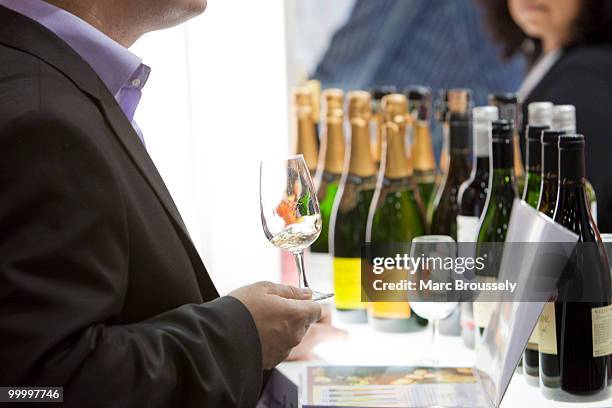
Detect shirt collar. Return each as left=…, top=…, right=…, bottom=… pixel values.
left=0, top=0, right=150, bottom=99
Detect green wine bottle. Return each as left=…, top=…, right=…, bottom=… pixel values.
left=474, top=120, right=518, bottom=337
left=331, top=91, right=377, bottom=323
left=312, top=89, right=345, bottom=254
left=431, top=112, right=472, bottom=239
left=537, top=130, right=565, bottom=217
left=367, top=93, right=427, bottom=332
left=522, top=124, right=549, bottom=208
left=405, top=86, right=437, bottom=207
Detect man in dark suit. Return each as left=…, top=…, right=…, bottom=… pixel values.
left=0, top=0, right=321, bottom=406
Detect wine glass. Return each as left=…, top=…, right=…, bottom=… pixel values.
left=259, top=154, right=334, bottom=301
left=409, top=235, right=459, bottom=365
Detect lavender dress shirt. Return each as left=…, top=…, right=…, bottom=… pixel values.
left=0, top=0, right=150, bottom=144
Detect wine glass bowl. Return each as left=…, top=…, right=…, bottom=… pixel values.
left=260, top=155, right=333, bottom=301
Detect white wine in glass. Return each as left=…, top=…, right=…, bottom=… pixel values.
left=260, top=154, right=334, bottom=301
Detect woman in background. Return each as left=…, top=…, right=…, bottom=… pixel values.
left=479, top=0, right=612, bottom=232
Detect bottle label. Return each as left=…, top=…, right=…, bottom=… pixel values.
left=537, top=302, right=557, bottom=355
left=591, top=304, right=612, bottom=357
left=368, top=302, right=411, bottom=319
left=333, top=257, right=365, bottom=310
left=457, top=216, right=480, bottom=243
left=526, top=328, right=539, bottom=351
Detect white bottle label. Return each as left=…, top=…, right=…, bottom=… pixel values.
left=537, top=302, right=557, bottom=355
left=457, top=215, right=480, bottom=243
left=591, top=304, right=612, bottom=357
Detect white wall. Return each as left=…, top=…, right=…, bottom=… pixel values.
left=132, top=0, right=289, bottom=295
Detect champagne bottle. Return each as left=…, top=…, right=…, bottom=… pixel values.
left=294, top=87, right=319, bottom=176
left=474, top=120, right=518, bottom=337
left=304, top=79, right=322, bottom=143
left=330, top=91, right=377, bottom=323
left=366, top=94, right=427, bottom=332
left=457, top=106, right=499, bottom=242
left=405, top=86, right=437, bottom=207
left=312, top=89, right=345, bottom=254
left=369, top=86, right=397, bottom=168
left=430, top=113, right=472, bottom=239
left=539, top=135, right=611, bottom=400
left=552, top=105, right=598, bottom=225
left=457, top=106, right=498, bottom=349
left=522, top=125, right=549, bottom=208
left=429, top=89, right=472, bottom=225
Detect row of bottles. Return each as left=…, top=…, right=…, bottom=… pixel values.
left=291, top=84, right=608, bottom=398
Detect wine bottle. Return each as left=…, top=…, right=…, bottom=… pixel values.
left=294, top=87, right=319, bottom=176
left=539, top=134, right=611, bottom=400
left=473, top=120, right=518, bottom=337
left=428, top=89, right=472, bottom=225
left=430, top=113, right=472, bottom=239
left=552, top=105, right=598, bottom=225
left=312, top=89, right=345, bottom=254
left=522, top=129, right=565, bottom=383
left=522, top=125, right=549, bottom=208
left=366, top=93, right=427, bottom=332
left=405, top=86, right=437, bottom=207
left=457, top=106, right=498, bottom=349
left=369, top=86, right=397, bottom=168
left=537, top=130, right=566, bottom=217
left=330, top=91, right=377, bottom=323
left=489, top=94, right=524, bottom=193
left=457, top=106, right=499, bottom=242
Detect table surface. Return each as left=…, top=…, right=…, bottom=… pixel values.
left=278, top=310, right=612, bottom=408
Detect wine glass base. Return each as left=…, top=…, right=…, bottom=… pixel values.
left=311, top=291, right=334, bottom=301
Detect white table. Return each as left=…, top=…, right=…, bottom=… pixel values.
left=277, top=312, right=612, bottom=407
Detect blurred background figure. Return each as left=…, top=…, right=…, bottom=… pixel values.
left=479, top=0, right=612, bottom=232
left=290, top=0, right=525, bottom=160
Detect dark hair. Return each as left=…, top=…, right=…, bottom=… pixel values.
left=477, top=0, right=612, bottom=62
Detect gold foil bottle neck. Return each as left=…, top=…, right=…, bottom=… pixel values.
left=382, top=94, right=409, bottom=124
left=412, top=121, right=436, bottom=172
left=322, top=89, right=346, bottom=175
left=293, top=86, right=318, bottom=174
left=348, top=91, right=372, bottom=120
left=383, top=122, right=411, bottom=179
left=304, top=79, right=322, bottom=123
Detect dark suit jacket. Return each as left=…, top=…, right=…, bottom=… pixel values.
left=0, top=6, right=262, bottom=407
left=522, top=44, right=612, bottom=233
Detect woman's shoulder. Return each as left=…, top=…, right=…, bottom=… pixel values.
left=558, top=44, right=612, bottom=72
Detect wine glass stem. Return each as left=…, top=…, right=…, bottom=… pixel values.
left=431, top=318, right=441, bottom=366
left=293, top=250, right=310, bottom=289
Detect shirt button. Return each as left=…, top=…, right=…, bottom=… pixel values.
left=132, top=78, right=141, bottom=87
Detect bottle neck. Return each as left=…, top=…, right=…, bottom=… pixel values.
left=559, top=147, right=585, bottom=186
left=384, top=122, right=411, bottom=179
left=541, top=144, right=558, bottom=178
left=349, top=118, right=377, bottom=178
left=526, top=139, right=542, bottom=173
left=491, top=140, right=514, bottom=169
left=473, top=128, right=490, bottom=159
left=322, top=118, right=345, bottom=175
left=296, top=114, right=319, bottom=173
left=411, top=121, right=436, bottom=172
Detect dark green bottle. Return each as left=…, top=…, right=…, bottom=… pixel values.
left=522, top=124, right=549, bottom=208
left=331, top=91, right=377, bottom=323
left=537, top=130, right=565, bottom=217
left=367, top=94, right=427, bottom=332
left=474, top=120, right=518, bottom=336
left=431, top=112, right=472, bottom=239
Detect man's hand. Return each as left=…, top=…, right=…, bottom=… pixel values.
left=229, top=282, right=322, bottom=369
left=287, top=305, right=348, bottom=361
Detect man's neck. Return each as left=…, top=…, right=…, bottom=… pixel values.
left=44, top=0, right=140, bottom=46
